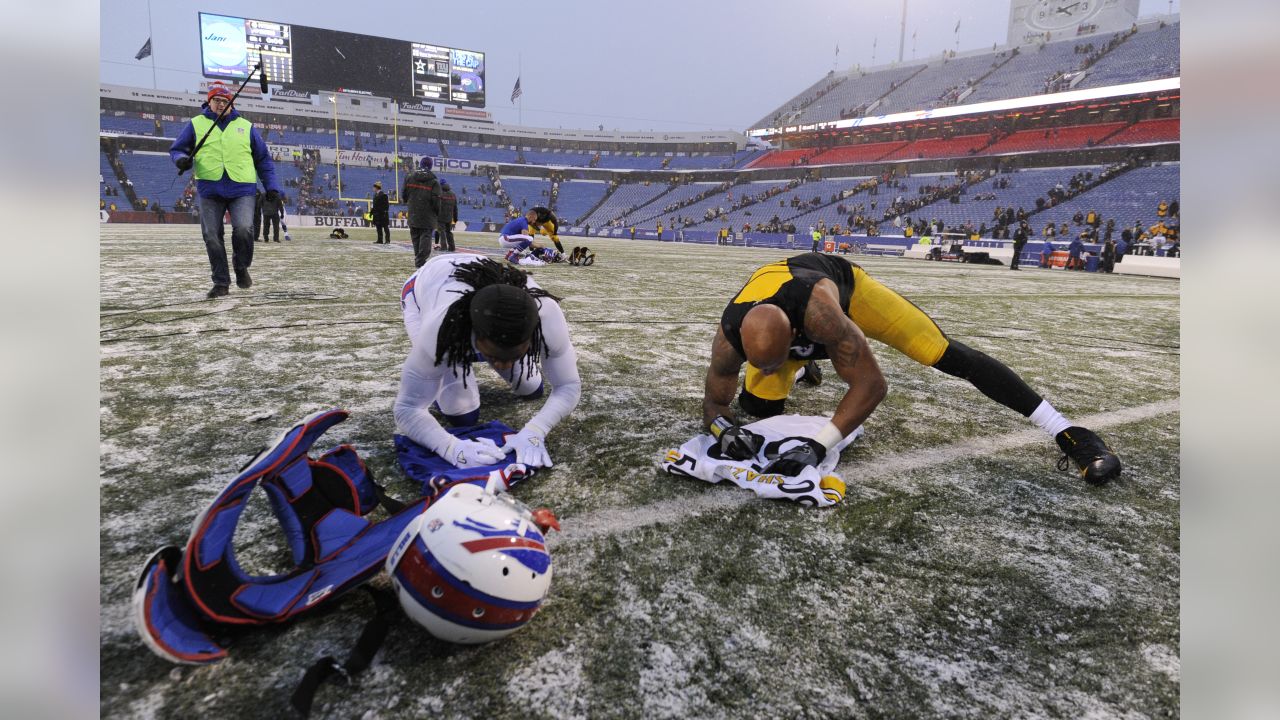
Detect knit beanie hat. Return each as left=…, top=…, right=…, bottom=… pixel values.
left=206, top=84, right=234, bottom=104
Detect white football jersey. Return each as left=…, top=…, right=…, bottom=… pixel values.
left=660, top=415, right=863, bottom=507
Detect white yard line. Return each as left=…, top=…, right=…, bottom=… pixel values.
left=550, top=398, right=1179, bottom=545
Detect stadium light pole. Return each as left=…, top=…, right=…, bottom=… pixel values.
left=392, top=101, right=401, bottom=203
left=898, top=0, right=908, bottom=63
left=329, top=94, right=342, bottom=206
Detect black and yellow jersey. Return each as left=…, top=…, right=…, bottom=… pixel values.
left=720, top=253, right=856, bottom=362
left=529, top=206, right=559, bottom=238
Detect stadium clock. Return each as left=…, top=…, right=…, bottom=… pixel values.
left=1008, top=0, right=1140, bottom=45
left=1024, top=0, right=1106, bottom=31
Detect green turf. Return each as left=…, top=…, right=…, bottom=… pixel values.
left=100, top=224, right=1179, bottom=718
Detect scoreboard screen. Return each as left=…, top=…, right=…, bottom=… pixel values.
left=198, top=12, right=485, bottom=108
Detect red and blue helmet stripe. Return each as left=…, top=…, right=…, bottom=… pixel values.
left=393, top=535, right=543, bottom=631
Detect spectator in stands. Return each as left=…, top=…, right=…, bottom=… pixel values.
left=170, top=83, right=281, bottom=298
left=1157, top=200, right=1168, bottom=218
left=1060, top=223, right=1070, bottom=238
left=370, top=181, right=391, bottom=245
left=702, top=254, right=1122, bottom=485
left=436, top=181, right=458, bottom=251
left=403, top=157, right=443, bottom=267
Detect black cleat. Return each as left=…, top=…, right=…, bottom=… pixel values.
left=235, top=268, right=252, bottom=289
left=799, top=360, right=823, bottom=387
left=206, top=284, right=229, bottom=299
left=1055, top=426, right=1121, bottom=485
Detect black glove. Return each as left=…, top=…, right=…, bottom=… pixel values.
left=763, top=439, right=826, bottom=476
left=174, top=155, right=193, bottom=172
left=265, top=189, right=280, bottom=203
left=710, top=416, right=763, bottom=461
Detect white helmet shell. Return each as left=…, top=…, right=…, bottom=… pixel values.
left=386, top=481, right=552, bottom=644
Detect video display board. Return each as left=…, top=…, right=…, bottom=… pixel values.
left=198, top=12, right=485, bottom=107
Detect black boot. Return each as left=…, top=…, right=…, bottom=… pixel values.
left=207, top=284, right=229, bottom=299
left=1055, top=426, right=1121, bottom=485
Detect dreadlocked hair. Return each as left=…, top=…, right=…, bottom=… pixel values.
left=435, top=258, right=562, bottom=386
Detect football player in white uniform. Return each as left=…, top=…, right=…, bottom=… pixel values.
left=396, top=255, right=581, bottom=469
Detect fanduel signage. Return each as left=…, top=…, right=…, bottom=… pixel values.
left=270, top=86, right=313, bottom=104
left=398, top=101, right=436, bottom=117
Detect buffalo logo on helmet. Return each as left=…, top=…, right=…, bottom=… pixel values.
left=386, top=482, right=556, bottom=644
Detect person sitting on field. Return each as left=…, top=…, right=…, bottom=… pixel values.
left=701, top=252, right=1122, bottom=485
left=396, top=254, right=581, bottom=469
left=329, top=228, right=349, bottom=239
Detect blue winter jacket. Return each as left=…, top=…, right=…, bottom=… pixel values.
left=169, top=105, right=281, bottom=200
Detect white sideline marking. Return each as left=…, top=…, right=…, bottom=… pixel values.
left=550, top=398, right=1179, bottom=545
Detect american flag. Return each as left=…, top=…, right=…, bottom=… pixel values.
left=510, top=76, right=522, bottom=103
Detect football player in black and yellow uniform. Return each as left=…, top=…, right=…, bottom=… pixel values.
left=702, top=253, right=1121, bottom=484
left=528, top=206, right=565, bottom=255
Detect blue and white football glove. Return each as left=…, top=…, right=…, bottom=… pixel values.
left=500, top=423, right=553, bottom=468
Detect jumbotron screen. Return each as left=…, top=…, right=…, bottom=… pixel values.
left=198, top=12, right=486, bottom=107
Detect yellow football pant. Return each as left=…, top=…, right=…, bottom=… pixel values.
left=744, top=265, right=950, bottom=401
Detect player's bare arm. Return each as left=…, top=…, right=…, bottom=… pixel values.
left=803, top=281, right=887, bottom=436
left=703, top=325, right=746, bottom=429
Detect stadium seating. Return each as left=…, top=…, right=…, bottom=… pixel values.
left=500, top=177, right=553, bottom=210
left=983, top=122, right=1126, bottom=154
left=553, top=180, right=611, bottom=225
left=671, top=180, right=800, bottom=230
left=746, top=148, right=820, bottom=169
left=875, top=53, right=1004, bottom=113
left=1098, top=118, right=1179, bottom=146
left=445, top=143, right=522, bottom=164
left=594, top=153, right=669, bottom=171
left=578, top=181, right=674, bottom=230
left=100, top=114, right=159, bottom=136
left=100, top=152, right=123, bottom=198
left=624, top=182, right=723, bottom=227
left=442, top=173, right=511, bottom=226
left=751, top=21, right=1179, bottom=130
left=704, top=177, right=873, bottom=232
left=874, top=166, right=1103, bottom=235
left=877, top=134, right=989, bottom=161
left=807, top=141, right=909, bottom=166
left=1076, top=23, right=1180, bottom=89
left=1031, top=163, right=1179, bottom=236
left=962, top=39, right=1088, bottom=104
